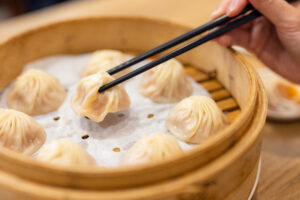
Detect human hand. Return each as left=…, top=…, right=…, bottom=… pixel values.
left=211, top=0, right=300, bottom=84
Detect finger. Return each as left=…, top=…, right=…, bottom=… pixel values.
left=227, top=0, right=249, bottom=17
left=240, top=21, right=254, bottom=30
left=227, top=19, right=273, bottom=53
left=248, top=18, right=273, bottom=54
left=215, top=35, right=234, bottom=46
left=250, top=0, right=299, bottom=29
left=215, top=28, right=251, bottom=47
left=210, top=0, right=231, bottom=19
left=259, top=38, right=300, bottom=84
left=229, top=29, right=251, bottom=48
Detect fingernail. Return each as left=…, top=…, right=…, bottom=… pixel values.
left=210, top=12, right=218, bottom=20
left=210, top=5, right=222, bottom=19
left=227, top=0, right=237, bottom=15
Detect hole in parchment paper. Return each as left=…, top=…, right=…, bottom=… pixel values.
left=81, top=134, right=89, bottom=140
left=147, top=113, right=154, bottom=118
left=53, top=116, right=60, bottom=121
left=113, top=147, right=121, bottom=152
left=118, top=113, right=125, bottom=118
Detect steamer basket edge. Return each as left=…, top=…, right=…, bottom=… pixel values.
left=0, top=16, right=265, bottom=189
left=0, top=79, right=267, bottom=200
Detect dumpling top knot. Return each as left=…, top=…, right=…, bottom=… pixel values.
left=36, top=139, right=96, bottom=167
left=139, top=59, right=192, bottom=103
left=122, top=132, right=183, bottom=166
left=7, top=69, right=66, bottom=116
left=81, top=50, right=128, bottom=78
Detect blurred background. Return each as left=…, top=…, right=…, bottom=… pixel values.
left=0, top=0, right=74, bottom=21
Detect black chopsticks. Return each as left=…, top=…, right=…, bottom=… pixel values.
left=99, top=0, right=298, bottom=93
left=107, top=4, right=254, bottom=76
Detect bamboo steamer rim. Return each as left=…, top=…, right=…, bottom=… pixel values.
left=0, top=79, right=267, bottom=200
left=0, top=16, right=258, bottom=175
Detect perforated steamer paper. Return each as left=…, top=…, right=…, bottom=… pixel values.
left=0, top=53, right=210, bottom=167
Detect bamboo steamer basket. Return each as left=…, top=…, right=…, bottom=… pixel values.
left=0, top=16, right=267, bottom=200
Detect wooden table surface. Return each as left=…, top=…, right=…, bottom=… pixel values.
left=0, top=0, right=299, bottom=199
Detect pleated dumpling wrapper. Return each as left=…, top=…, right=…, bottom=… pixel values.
left=122, top=132, right=183, bottom=166
left=0, top=109, right=46, bottom=155
left=166, top=96, right=229, bottom=144
left=7, top=69, right=66, bottom=116
left=139, top=59, right=192, bottom=103
left=36, top=139, right=96, bottom=167
left=81, top=50, right=128, bottom=78
left=71, top=71, right=131, bottom=122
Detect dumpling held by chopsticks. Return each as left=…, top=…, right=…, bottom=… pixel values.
left=71, top=71, right=131, bottom=122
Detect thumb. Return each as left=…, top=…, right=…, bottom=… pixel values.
left=250, top=0, right=299, bottom=28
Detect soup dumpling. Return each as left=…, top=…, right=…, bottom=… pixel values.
left=268, top=80, right=300, bottom=111
left=0, top=109, right=46, bottom=155
left=36, top=139, right=96, bottom=167
left=166, top=96, right=229, bottom=144
left=82, top=50, right=128, bottom=78
left=275, top=81, right=300, bottom=104
left=139, top=59, right=192, bottom=103
left=122, top=132, right=183, bottom=166
left=7, top=69, right=66, bottom=116
left=71, top=71, right=131, bottom=122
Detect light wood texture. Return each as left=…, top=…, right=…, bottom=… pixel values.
left=0, top=2, right=295, bottom=198
left=201, top=80, right=223, bottom=91
left=185, top=66, right=241, bottom=122
left=0, top=83, right=266, bottom=200
left=0, top=15, right=260, bottom=190
left=217, top=98, right=239, bottom=111
left=234, top=48, right=300, bottom=200
left=0, top=0, right=276, bottom=200
left=184, top=66, right=210, bottom=82
left=253, top=122, right=300, bottom=200
left=226, top=110, right=242, bottom=123
left=211, top=89, right=231, bottom=101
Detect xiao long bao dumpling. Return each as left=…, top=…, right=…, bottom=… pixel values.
left=166, top=96, right=229, bottom=144
left=139, top=59, right=192, bottom=103
left=81, top=50, right=127, bottom=78
left=71, top=71, right=131, bottom=122
left=268, top=80, right=300, bottom=110
left=36, top=139, right=96, bottom=167
left=7, top=69, right=66, bottom=116
left=122, top=132, right=183, bottom=166
left=0, top=109, right=46, bottom=155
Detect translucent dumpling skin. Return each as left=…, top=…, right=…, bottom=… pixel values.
left=81, top=50, right=128, bottom=78
left=166, top=96, right=229, bottom=144
left=139, top=59, right=192, bottom=103
left=36, top=139, right=96, bottom=167
left=71, top=71, right=131, bottom=122
left=7, top=69, right=66, bottom=116
left=122, top=132, right=183, bottom=166
left=276, top=81, right=300, bottom=104
left=268, top=81, right=300, bottom=111
left=0, top=109, right=46, bottom=155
